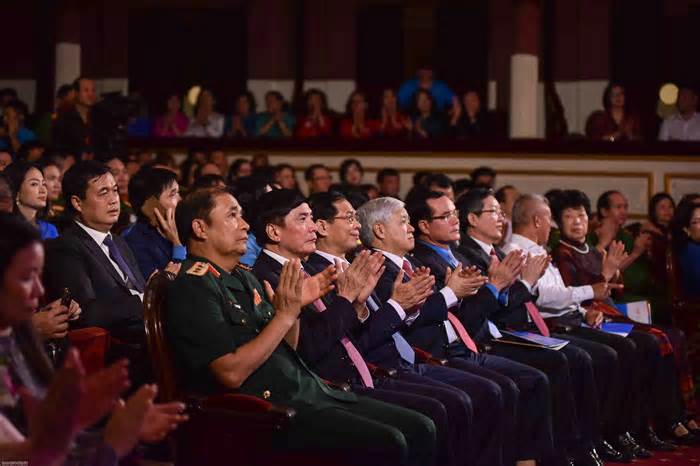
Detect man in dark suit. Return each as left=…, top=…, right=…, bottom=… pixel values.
left=456, top=187, right=614, bottom=466
left=44, top=161, right=146, bottom=345
left=406, top=189, right=554, bottom=465
left=167, top=187, right=437, bottom=466
left=354, top=194, right=518, bottom=466
left=252, top=190, right=475, bottom=466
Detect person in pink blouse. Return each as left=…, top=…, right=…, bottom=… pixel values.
left=153, top=94, right=189, bottom=137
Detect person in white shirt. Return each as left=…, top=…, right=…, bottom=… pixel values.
left=505, top=193, right=683, bottom=454
left=658, top=86, right=700, bottom=141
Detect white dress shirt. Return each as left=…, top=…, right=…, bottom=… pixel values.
left=658, top=112, right=700, bottom=141
left=75, top=221, right=143, bottom=301
left=263, top=249, right=372, bottom=321
left=185, top=112, right=225, bottom=138
left=505, top=234, right=593, bottom=318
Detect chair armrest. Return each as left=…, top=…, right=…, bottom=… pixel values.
left=368, top=363, right=397, bottom=379
left=412, top=347, right=448, bottom=366
left=68, top=327, right=109, bottom=374
left=323, top=379, right=352, bottom=392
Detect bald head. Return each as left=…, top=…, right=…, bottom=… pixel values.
left=511, top=194, right=552, bottom=245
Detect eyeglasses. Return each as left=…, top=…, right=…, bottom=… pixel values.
left=478, top=208, right=505, bottom=218
left=332, top=213, right=360, bottom=224
left=431, top=210, right=458, bottom=221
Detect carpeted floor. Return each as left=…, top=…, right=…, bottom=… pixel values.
left=628, top=445, right=700, bottom=465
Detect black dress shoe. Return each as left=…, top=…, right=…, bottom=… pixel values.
left=623, top=432, right=653, bottom=459
left=609, top=436, right=635, bottom=462
left=641, top=426, right=677, bottom=451
left=573, top=450, right=604, bottom=466
left=597, top=439, right=630, bottom=462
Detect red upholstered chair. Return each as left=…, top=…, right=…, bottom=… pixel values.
left=412, top=346, right=448, bottom=366
left=67, top=327, right=109, bottom=374
left=144, top=270, right=351, bottom=466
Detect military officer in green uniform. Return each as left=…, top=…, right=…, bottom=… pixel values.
left=166, top=187, right=437, bottom=466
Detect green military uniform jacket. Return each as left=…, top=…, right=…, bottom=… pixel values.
left=166, top=256, right=357, bottom=409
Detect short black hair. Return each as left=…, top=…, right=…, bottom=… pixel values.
left=339, top=159, right=363, bottom=184
left=471, top=166, right=496, bottom=187
left=552, top=189, right=591, bottom=227
left=453, top=178, right=473, bottom=198
left=61, top=161, right=110, bottom=218
left=227, top=158, right=251, bottom=183
left=0, top=212, right=41, bottom=281
left=413, top=171, right=432, bottom=186
left=253, top=189, right=307, bottom=247
left=175, top=186, right=230, bottom=246
left=0, top=173, right=11, bottom=205
left=456, top=187, right=494, bottom=231
left=406, top=189, right=445, bottom=236
left=308, top=191, right=347, bottom=223
left=377, top=168, right=399, bottom=184
left=191, top=174, right=226, bottom=192
left=305, top=164, right=328, bottom=182
left=274, top=163, right=295, bottom=176
left=425, top=173, right=452, bottom=190
left=264, top=90, right=285, bottom=103
left=56, top=84, right=73, bottom=99
left=596, top=190, right=621, bottom=217
left=494, top=185, right=516, bottom=204
left=128, top=167, right=179, bottom=220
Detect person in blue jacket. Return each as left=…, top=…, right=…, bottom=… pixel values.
left=122, top=166, right=186, bottom=278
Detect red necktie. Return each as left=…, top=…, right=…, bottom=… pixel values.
left=302, top=269, right=373, bottom=388
left=525, top=302, right=550, bottom=337
left=402, top=259, right=414, bottom=278
left=447, top=312, right=479, bottom=353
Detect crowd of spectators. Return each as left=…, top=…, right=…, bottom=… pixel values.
left=1, top=68, right=700, bottom=465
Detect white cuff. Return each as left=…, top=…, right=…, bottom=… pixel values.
left=440, top=287, right=458, bottom=309
left=387, top=299, right=406, bottom=320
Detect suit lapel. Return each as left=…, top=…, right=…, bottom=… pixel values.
left=68, top=224, right=129, bottom=288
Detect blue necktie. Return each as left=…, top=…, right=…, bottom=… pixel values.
left=367, top=295, right=415, bottom=364
left=103, top=235, right=144, bottom=292
left=392, top=332, right=416, bottom=364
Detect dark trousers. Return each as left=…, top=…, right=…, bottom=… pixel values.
left=399, top=363, right=505, bottom=466
left=448, top=348, right=555, bottom=463
left=488, top=342, right=582, bottom=455
left=282, top=394, right=437, bottom=466
left=357, top=378, right=459, bottom=466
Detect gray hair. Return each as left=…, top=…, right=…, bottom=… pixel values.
left=357, top=196, right=405, bottom=247
left=511, top=193, right=548, bottom=231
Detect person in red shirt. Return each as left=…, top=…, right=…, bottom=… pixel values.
left=378, top=88, right=412, bottom=138
left=296, top=88, right=333, bottom=140
left=340, top=91, right=379, bottom=140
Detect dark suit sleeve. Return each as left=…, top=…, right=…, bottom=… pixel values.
left=455, top=287, right=501, bottom=336
left=296, top=296, right=359, bottom=366
left=44, top=239, right=142, bottom=330
left=352, top=300, right=405, bottom=354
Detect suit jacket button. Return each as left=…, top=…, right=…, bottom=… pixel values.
left=241, top=318, right=247, bottom=325
left=263, top=390, right=271, bottom=399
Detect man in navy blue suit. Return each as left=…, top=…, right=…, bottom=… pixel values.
left=455, top=187, right=614, bottom=466
left=405, top=189, right=554, bottom=465
left=252, top=189, right=503, bottom=466
left=351, top=193, right=521, bottom=466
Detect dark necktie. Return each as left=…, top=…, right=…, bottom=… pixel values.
left=103, top=235, right=144, bottom=292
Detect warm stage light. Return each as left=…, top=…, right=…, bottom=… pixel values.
left=659, top=83, right=679, bottom=105
left=187, top=85, right=202, bottom=106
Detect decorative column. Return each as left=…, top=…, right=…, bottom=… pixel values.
left=55, top=8, right=81, bottom=96
left=509, top=0, right=540, bottom=138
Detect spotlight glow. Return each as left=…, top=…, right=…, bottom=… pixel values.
left=659, top=83, right=679, bottom=105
